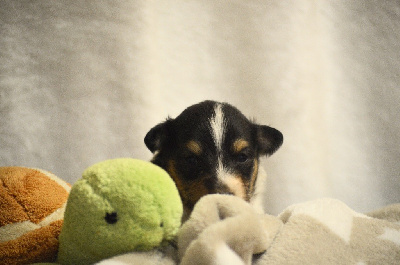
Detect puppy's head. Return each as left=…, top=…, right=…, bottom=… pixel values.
left=145, top=101, right=283, bottom=214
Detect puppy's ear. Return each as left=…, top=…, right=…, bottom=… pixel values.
left=144, top=119, right=172, bottom=153
left=256, top=125, right=283, bottom=156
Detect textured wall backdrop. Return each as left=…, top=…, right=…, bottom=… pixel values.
left=1, top=0, right=399, bottom=214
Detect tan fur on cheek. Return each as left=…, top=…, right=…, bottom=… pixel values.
left=167, top=160, right=186, bottom=199
left=185, top=179, right=209, bottom=209
left=167, top=160, right=209, bottom=210
left=248, top=159, right=259, bottom=201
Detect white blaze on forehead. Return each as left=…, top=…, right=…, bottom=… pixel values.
left=210, top=103, right=225, bottom=152
left=217, top=161, right=229, bottom=179
left=210, top=104, right=245, bottom=198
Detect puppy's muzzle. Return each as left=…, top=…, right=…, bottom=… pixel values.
left=214, top=182, right=235, bottom=196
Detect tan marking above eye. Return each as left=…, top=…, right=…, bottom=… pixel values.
left=233, top=139, right=249, bottom=154
left=186, top=141, right=202, bottom=155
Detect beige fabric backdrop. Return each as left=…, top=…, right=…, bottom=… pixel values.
left=1, top=0, right=399, bottom=214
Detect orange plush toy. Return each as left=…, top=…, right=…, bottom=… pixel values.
left=0, top=167, right=70, bottom=264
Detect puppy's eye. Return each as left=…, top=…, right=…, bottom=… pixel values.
left=236, top=153, right=249, bottom=163
left=185, top=155, right=199, bottom=165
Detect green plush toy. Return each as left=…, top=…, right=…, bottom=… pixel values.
left=57, top=158, right=183, bottom=265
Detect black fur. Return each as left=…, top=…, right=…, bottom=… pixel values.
left=144, top=100, right=283, bottom=213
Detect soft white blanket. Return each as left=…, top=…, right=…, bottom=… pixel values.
left=98, top=195, right=400, bottom=265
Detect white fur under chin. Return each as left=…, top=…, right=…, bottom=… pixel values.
left=249, top=167, right=267, bottom=214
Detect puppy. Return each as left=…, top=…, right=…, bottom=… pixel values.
left=145, top=100, right=283, bottom=219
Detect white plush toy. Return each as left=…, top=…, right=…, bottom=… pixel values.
left=99, top=195, right=400, bottom=265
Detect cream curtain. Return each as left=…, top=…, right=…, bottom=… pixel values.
left=1, top=0, right=399, bottom=214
